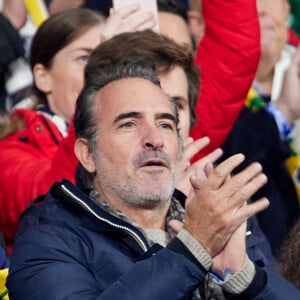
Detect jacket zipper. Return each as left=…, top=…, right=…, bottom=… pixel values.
left=60, top=184, right=148, bottom=252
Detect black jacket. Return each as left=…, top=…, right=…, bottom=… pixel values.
left=0, top=14, right=24, bottom=111
left=221, top=106, right=300, bottom=257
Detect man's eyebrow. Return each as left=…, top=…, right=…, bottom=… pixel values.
left=112, top=112, right=176, bottom=125
left=112, top=112, right=141, bottom=124
left=157, top=113, right=177, bottom=124
left=172, top=96, right=188, bottom=103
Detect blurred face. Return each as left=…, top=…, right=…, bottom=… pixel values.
left=159, top=66, right=190, bottom=139
left=44, top=24, right=104, bottom=122
left=158, top=12, right=192, bottom=47
left=91, top=78, right=181, bottom=209
left=256, top=0, right=289, bottom=60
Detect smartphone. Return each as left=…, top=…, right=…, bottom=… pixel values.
left=112, top=0, right=159, bottom=32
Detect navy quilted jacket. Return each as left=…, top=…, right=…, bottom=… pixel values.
left=7, top=180, right=300, bottom=299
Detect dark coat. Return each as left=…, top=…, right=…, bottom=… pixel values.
left=221, top=107, right=300, bottom=257
left=7, top=180, right=300, bottom=299
left=0, top=14, right=24, bottom=112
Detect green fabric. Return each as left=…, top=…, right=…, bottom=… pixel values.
left=290, top=0, right=300, bottom=36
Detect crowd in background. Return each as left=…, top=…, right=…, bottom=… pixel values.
left=0, top=0, right=299, bottom=299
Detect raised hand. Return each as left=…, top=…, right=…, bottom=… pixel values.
left=176, top=137, right=223, bottom=196
left=101, top=4, right=157, bottom=42
left=184, top=153, right=269, bottom=257
left=276, top=45, right=300, bottom=124
left=2, top=0, right=27, bottom=29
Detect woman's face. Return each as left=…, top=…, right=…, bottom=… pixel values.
left=40, top=24, right=104, bottom=122
left=256, top=0, right=289, bottom=61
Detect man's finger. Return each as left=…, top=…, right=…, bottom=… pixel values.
left=182, top=137, right=210, bottom=163
left=228, top=173, right=268, bottom=208
left=236, top=197, right=270, bottom=221
left=168, top=219, right=184, bottom=233
left=221, top=162, right=264, bottom=201
left=193, top=148, right=223, bottom=176
left=204, top=153, right=245, bottom=190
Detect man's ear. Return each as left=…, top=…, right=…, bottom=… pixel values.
left=285, top=0, right=291, bottom=19
left=33, top=63, right=52, bottom=93
left=74, top=138, right=96, bottom=173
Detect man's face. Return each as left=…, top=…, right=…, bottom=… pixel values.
left=158, top=12, right=192, bottom=47
left=256, top=0, right=289, bottom=61
left=91, top=78, right=181, bottom=209
left=159, top=66, right=191, bottom=139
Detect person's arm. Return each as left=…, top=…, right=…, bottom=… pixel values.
left=271, top=45, right=300, bottom=130
left=190, top=0, right=260, bottom=160
left=100, top=4, right=157, bottom=43
left=212, top=221, right=300, bottom=300
left=7, top=225, right=206, bottom=300
left=162, top=153, right=298, bottom=300
left=1, top=0, right=27, bottom=30
left=180, top=153, right=269, bottom=297
left=0, top=0, right=26, bottom=111
left=0, top=0, right=26, bottom=70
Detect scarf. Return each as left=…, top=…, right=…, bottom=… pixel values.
left=89, top=189, right=226, bottom=300
left=246, top=87, right=300, bottom=204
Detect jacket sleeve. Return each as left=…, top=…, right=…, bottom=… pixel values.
left=189, top=0, right=260, bottom=160
left=257, top=269, right=300, bottom=299
left=8, top=225, right=300, bottom=300
left=224, top=267, right=300, bottom=300
left=7, top=229, right=207, bottom=300
left=246, top=216, right=277, bottom=271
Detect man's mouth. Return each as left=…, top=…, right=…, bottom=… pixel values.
left=141, top=159, right=168, bottom=168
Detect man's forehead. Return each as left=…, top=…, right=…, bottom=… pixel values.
left=94, top=78, right=174, bottom=118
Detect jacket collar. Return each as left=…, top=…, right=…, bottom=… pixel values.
left=53, top=179, right=150, bottom=253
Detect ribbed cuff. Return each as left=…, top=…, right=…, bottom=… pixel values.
left=220, top=255, right=255, bottom=294
left=177, top=229, right=212, bottom=270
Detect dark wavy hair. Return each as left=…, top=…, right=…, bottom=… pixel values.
left=79, top=29, right=199, bottom=128
left=277, top=217, right=300, bottom=289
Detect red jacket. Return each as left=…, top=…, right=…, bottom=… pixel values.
left=190, top=0, right=260, bottom=160
left=288, top=28, right=300, bottom=47
left=0, top=109, right=77, bottom=251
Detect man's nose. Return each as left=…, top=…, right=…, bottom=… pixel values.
left=142, top=125, right=164, bottom=150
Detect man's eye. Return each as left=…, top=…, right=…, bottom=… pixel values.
left=160, top=123, right=174, bottom=130
left=175, top=102, right=184, bottom=110
left=121, top=121, right=135, bottom=128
